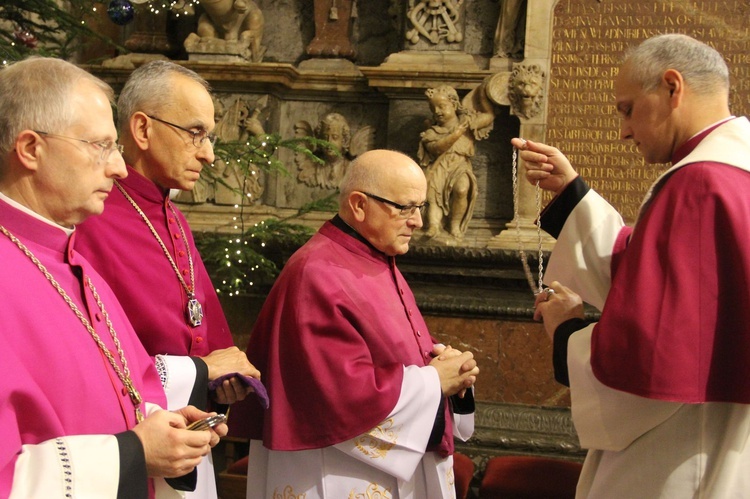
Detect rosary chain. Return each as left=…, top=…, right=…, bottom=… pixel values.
left=512, top=145, right=545, bottom=295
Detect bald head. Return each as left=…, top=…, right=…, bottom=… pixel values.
left=338, top=149, right=426, bottom=256
left=339, top=150, right=424, bottom=204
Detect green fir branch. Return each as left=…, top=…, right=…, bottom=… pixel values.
left=1, top=0, right=123, bottom=64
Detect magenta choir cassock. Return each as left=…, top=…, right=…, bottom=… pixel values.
left=76, top=165, right=236, bottom=499
left=0, top=195, right=168, bottom=498
left=233, top=218, right=474, bottom=498
left=77, top=165, right=235, bottom=360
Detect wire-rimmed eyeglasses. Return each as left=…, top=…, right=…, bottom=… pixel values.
left=361, top=191, right=429, bottom=218
left=34, top=131, right=124, bottom=163
left=147, top=115, right=217, bottom=148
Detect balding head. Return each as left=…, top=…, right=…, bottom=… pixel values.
left=338, top=149, right=427, bottom=256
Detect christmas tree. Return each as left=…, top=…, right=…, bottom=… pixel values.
left=0, top=0, right=122, bottom=65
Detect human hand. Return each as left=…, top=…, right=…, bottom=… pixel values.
left=432, top=344, right=462, bottom=359
left=131, top=408, right=213, bottom=478
left=432, top=345, right=476, bottom=398
left=201, top=347, right=261, bottom=404
left=510, top=138, right=578, bottom=195
left=533, top=281, right=585, bottom=340
left=176, top=405, right=228, bottom=444
left=429, top=350, right=479, bottom=397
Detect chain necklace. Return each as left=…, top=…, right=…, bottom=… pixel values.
left=115, top=181, right=203, bottom=327
left=511, top=141, right=545, bottom=296
left=0, top=225, right=145, bottom=423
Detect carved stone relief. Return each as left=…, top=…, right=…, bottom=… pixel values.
left=183, top=0, right=265, bottom=62
left=306, top=0, right=356, bottom=59
left=405, top=0, right=465, bottom=45
left=294, top=113, right=376, bottom=190
left=508, top=62, right=545, bottom=119
left=493, top=0, right=526, bottom=59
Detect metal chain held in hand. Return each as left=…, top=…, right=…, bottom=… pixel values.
left=511, top=143, right=545, bottom=296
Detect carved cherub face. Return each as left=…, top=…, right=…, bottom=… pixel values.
left=320, top=123, right=344, bottom=150
left=316, top=114, right=350, bottom=161
left=429, top=94, right=458, bottom=126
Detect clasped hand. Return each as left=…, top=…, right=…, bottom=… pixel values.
left=201, top=346, right=262, bottom=404
left=429, top=344, right=479, bottom=398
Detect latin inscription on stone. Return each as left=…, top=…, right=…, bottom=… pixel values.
left=548, top=0, right=750, bottom=222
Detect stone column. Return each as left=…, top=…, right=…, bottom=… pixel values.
left=489, top=0, right=557, bottom=251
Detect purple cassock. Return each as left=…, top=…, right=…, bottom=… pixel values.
left=76, top=165, right=234, bottom=358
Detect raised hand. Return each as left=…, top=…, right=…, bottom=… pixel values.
left=511, top=138, right=579, bottom=195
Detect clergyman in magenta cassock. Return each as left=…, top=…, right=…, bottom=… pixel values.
left=0, top=195, right=169, bottom=497
left=540, top=118, right=750, bottom=497
left=240, top=216, right=475, bottom=497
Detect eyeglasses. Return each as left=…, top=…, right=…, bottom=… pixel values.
left=147, top=115, right=217, bottom=148
left=35, top=131, right=124, bottom=163
left=361, top=191, right=429, bottom=218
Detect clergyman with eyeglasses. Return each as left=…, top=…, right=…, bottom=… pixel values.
left=75, top=60, right=261, bottom=499
left=0, top=56, right=229, bottom=498
left=236, top=149, right=479, bottom=497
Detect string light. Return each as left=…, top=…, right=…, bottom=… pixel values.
left=194, top=133, right=323, bottom=296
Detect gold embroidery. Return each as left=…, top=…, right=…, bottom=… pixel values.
left=354, top=418, right=399, bottom=459
left=348, top=483, right=393, bottom=499
left=272, top=485, right=306, bottom=499
left=447, top=466, right=456, bottom=498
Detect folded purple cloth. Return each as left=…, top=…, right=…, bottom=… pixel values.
left=208, top=373, right=269, bottom=409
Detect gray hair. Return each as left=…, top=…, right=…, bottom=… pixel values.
left=0, top=57, right=114, bottom=158
left=624, top=34, right=729, bottom=95
left=339, top=154, right=377, bottom=205
left=116, top=60, right=210, bottom=132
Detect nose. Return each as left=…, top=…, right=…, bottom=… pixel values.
left=105, top=149, right=128, bottom=179
left=620, top=122, right=632, bottom=141
left=198, top=140, right=215, bottom=164
left=408, top=209, right=424, bottom=229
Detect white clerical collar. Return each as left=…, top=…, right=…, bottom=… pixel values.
left=0, top=191, right=75, bottom=236
left=689, top=116, right=736, bottom=141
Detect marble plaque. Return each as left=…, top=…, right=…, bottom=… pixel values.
left=548, top=0, right=750, bottom=223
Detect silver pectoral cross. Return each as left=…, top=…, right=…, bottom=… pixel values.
left=187, top=294, right=203, bottom=327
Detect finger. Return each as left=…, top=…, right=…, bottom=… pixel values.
left=228, top=377, right=244, bottom=396
left=433, top=344, right=449, bottom=358
left=533, top=291, right=548, bottom=308
left=182, top=429, right=212, bottom=448
left=460, top=359, right=477, bottom=372
left=510, top=137, right=528, bottom=150
left=533, top=302, right=544, bottom=322
left=523, top=139, right=560, bottom=157
left=212, top=423, right=228, bottom=439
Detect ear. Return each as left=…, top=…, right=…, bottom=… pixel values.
left=130, top=112, right=151, bottom=151
left=663, top=69, right=684, bottom=107
left=13, top=130, right=44, bottom=171
left=347, top=191, right=368, bottom=223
